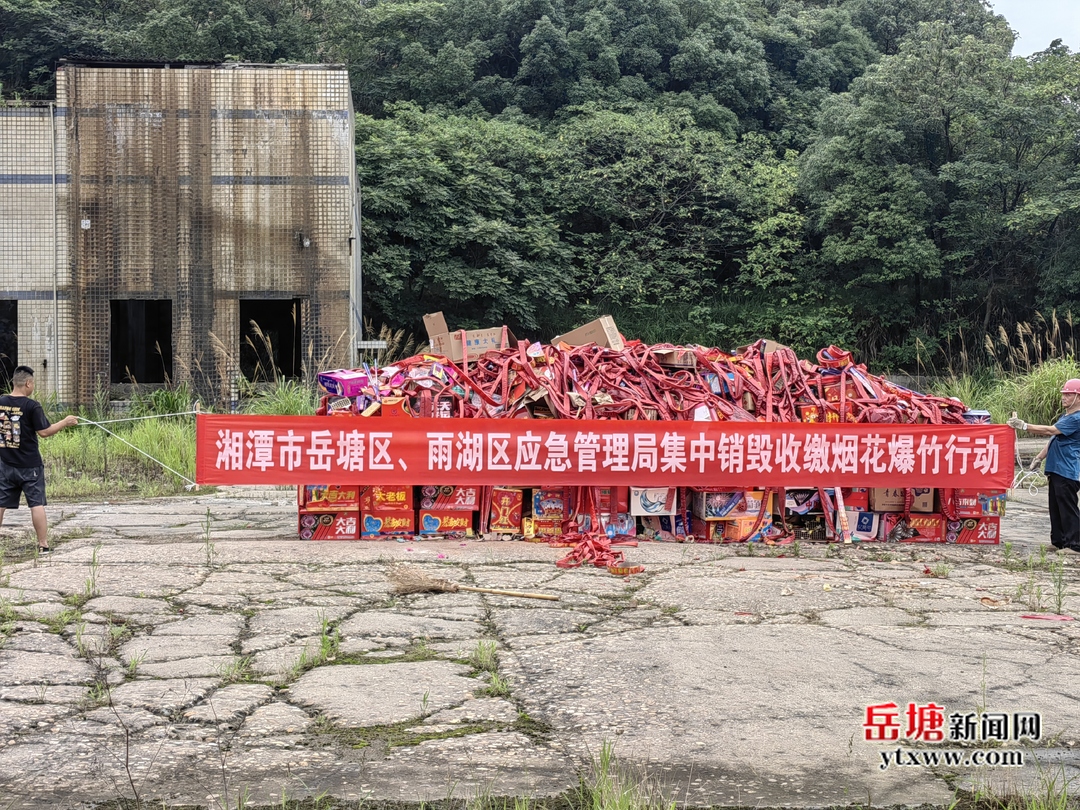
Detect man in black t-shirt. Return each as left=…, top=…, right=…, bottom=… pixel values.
left=0, top=366, right=78, bottom=553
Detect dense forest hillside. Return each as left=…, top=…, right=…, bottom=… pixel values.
left=3, top=0, right=1078, bottom=368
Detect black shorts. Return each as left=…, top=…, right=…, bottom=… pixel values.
left=0, top=463, right=47, bottom=508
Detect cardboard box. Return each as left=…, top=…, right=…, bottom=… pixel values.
left=299, top=484, right=363, bottom=512
left=378, top=397, right=412, bottom=418
left=597, top=486, right=630, bottom=514
left=317, top=368, right=370, bottom=397
left=630, top=487, right=677, bottom=516
left=423, top=311, right=515, bottom=364
left=722, top=515, right=774, bottom=543
left=950, top=489, right=1007, bottom=518
left=653, top=347, right=696, bottom=369
left=532, top=488, right=568, bottom=520
left=576, top=512, right=636, bottom=536
left=736, top=339, right=791, bottom=355
left=360, top=486, right=414, bottom=512
left=553, top=316, right=624, bottom=351
left=640, top=514, right=686, bottom=542
left=528, top=517, right=564, bottom=538
left=692, top=490, right=772, bottom=521
left=785, top=490, right=823, bottom=515
left=418, top=510, right=474, bottom=535
left=845, top=509, right=882, bottom=542
left=360, top=510, right=415, bottom=537
left=489, top=487, right=524, bottom=533
left=870, top=488, right=934, bottom=513
left=946, top=516, right=1000, bottom=545
left=419, top=485, right=479, bottom=511
left=690, top=516, right=724, bottom=543
left=881, top=513, right=945, bottom=543
left=842, top=487, right=869, bottom=511
left=299, top=510, right=360, bottom=540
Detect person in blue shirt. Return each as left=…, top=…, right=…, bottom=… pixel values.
left=1009, top=378, right=1080, bottom=553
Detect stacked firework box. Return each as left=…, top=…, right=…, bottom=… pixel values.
left=300, top=317, right=1001, bottom=544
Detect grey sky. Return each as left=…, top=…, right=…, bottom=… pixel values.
left=989, top=0, right=1080, bottom=55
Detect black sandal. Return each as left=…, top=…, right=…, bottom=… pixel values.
left=38, top=545, right=50, bottom=554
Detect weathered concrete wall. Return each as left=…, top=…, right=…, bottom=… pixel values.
left=0, top=102, right=74, bottom=402
left=0, top=63, right=356, bottom=405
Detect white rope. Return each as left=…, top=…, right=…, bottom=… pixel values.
left=85, top=410, right=198, bottom=425
left=75, top=417, right=199, bottom=490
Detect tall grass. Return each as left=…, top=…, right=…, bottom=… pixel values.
left=929, top=373, right=998, bottom=413
left=983, top=358, right=1080, bottom=426
left=576, top=741, right=674, bottom=810
left=927, top=311, right=1080, bottom=426
left=958, top=762, right=1076, bottom=810
left=46, top=409, right=197, bottom=500
left=42, top=370, right=322, bottom=499
left=361, top=319, right=421, bottom=366
left=927, top=360, right=1079, bottom=426
left=241, top=378, right=320, bottom=416
left=129, top=381, right=194, bottom=419
left=983, top=310, right=1079, bottom=375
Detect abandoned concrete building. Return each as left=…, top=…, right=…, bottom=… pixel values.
left=0, top=60, right=359, bottom=406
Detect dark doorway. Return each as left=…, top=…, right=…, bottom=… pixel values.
left=0, top=301, right=15, bottom=392
left=110, top=300, right=173, bottom=384
left=239, top=299, right=302, bottom=381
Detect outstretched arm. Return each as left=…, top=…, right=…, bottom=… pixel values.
left=1008, top=412, right=1062, bottom=438
left=38, top=414, right=78, bottom=438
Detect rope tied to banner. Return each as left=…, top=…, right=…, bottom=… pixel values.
left=74, top=412, right=199, bottom=490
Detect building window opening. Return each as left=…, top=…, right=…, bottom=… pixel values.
left=239, top=299, right=302, bottom=382
left=110, top=300, right=173, bottom=384
left=0, top=301, right=16, bottom=392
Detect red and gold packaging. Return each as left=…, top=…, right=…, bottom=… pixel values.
left=947, top=516, right=1000, bottom=545
left=299, top=510, right=360, bottom=540
left=489, top=487, right=524, bottom=533
left=298, top=484, right=362, bottom=512
left=881, top=512, right=945, bottom=543
left=418, top=510, right=474, bottom=535
left=530, top=518, right=564, bottom=537
left=419, top=485, right=480, bottom=511
left=360, top=510, right=415, bottom=538
left=360, top=486, right=415, bottom=512
left=950, top=489, right=1007, bottom=518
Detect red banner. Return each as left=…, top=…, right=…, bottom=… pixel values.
left=196, top=415, right=1014, bottom=489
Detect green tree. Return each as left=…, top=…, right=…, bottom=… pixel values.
left=552, top=106, right=745, bottom=315
left=357, top=104, right=573, bottom=333
left=515, top=15, right=575, bottom=115
left=801, top=16, right=1080, bottom=366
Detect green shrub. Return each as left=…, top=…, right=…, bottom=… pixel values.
left=242, top=378, right=319, bottom=416
left=45, top=413, right=196, bottom=499
left=929, top=373, right=997, bottom=413
left=984, top=357, right=1080, bottom=426
left=130, top=382, right=194, bottom=419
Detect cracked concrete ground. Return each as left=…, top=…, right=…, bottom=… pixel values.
left=0, top=485, right=1077, bottom=809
